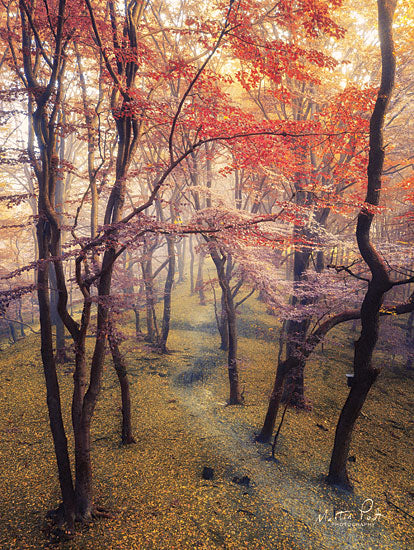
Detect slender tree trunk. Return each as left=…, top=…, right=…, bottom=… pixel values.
left=159, top=236, right=176, bottom=353
left=17, top=298, right=25, bottom=338
left=328, top=0, right=397, bottom=490
left=219, top=294, right=229, bottom=351
left=210, top=248, right=242, bottom=404
left=133, top=305, right=142, bottom=337
left=49, top=264, right=68, bottom=363
left=176, top=239, right=186, bottom=283
left=8, top=321, right=17, bottom=343
left=37, top=222, right=75, bottom=528
left=258, top=360, right=291, bottom=442
left=141, top=258, right=156, bottom=343
left=73, top=249, right=115, bottom=517
left=72, top=343, right=89, bottom=517
left=108, top=320, right=135, bottom=445
left=258, top=310, right=362, bottom=443
left=189, top=235, right=195, bottom=295
left=196, top=250, right=206, bottom=306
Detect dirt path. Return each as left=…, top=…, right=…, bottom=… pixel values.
left=172, top=380, right=406, bottom=550
left=165, top=296, right=410, bottom=550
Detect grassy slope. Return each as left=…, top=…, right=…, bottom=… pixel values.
left=0, top=279, right=413, bottom=549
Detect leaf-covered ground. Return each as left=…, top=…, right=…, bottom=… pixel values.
left=0, top=284, right=413, bottom=549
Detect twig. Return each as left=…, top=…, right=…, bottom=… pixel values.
left=327, top=262, right=370, bottom=282
left=271, top=395, right=291, bottom=458
left=0, top=316, right=40, bottom=334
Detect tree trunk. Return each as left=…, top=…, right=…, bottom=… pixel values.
left=328, top=0, right=396, bottom=490
left=257, top=360, right=291, bottom=442
left=189, top=235, right=195, bottom=295
left=176, top=239, right=186, bottom=283
left=8, top=321, right=17, bottom=343
left=218, top=294, right=229, bottom=351
left=37, top=222, right=75, bottom=528
left=258, top=310, right=362, bottom=444
left=196, top=250, right=206, bottom=306
left=159, top=236, right=176, bottom=353
left=141, top=257, right=157, bottom=344
left=133, top=305, right=142, bottom=337
left=73, top=247, right=115, bottom=518
left=49, top=245, right=68, bottom=364
left=210, top=247, right=242, bottom=404
left=108, top=324, right=135, bottom=445
left=281, top=320, right=311, bottom=408
left=327, top=366, right=379, bottom=489
left=17, top=298, right=25, bottom=338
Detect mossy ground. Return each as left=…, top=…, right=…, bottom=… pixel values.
left=0, top=279, right=413, bottom=549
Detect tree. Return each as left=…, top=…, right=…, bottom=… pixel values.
left=327, top=0, right=400, bottom=490
left=3, top=0, right=255, bottom=532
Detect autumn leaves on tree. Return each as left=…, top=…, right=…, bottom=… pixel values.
left=0, top=0, right=413, bottom=540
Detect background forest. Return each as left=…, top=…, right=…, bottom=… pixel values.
left=0, top=0, right=413, bottom=548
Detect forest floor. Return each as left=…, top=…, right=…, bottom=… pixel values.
left=0, top=282, right=413, bottom=549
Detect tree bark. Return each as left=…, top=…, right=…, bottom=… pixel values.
left=196, top=249, right=206, bottom=306
left=328, top=0, right=397, bottom=490
left=37, top=221, right=75, bottom=528
left=189, top=235, right=195, bottom=294
left=210, top=247, right=243, bottom=404
left=258, top=310, right=361, bottom=443
left=176, top=239, right=186, bottom=283
left=141, top=253, right=157, bottom=344
left=218, top=293, right=229, bottom=351
left=49, top=264, right=68, bottom=363
left=159, top=236, right=176, bottom=353
left=108, top=320, right=136, bottom=445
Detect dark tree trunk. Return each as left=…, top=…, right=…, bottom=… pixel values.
left=227, top=302, right=240, bottom=404
left=196, top=250, right=206, bottom=306
left=316, top=250, right=324, bottom=272
left=17, top=298, right=25, bottom=338
left=8, top=321, right=17, bottom=343
left=281, top=251, right=313, bottom=409
left=281, top=186, right=331, bottom=405
left=281, top=349, right=309, bottom=409
left=218, top=294, right=229, bottom=351
left=210, top=247, right=242, bottom=405
left=133, top=305, right=142, bottom=337
left=328, top=0, right=396, bottom=490
left=49, top=251, right=68, bottom=363
left=159, top=236, right=176, bottom=353
left=327, top=365, right=379, bottom=489
left=141, top=256, right=158, bottom=344
left=72, top=341, right=89, bottom=518
left=37, top=222, right=75, bottom=528
left=257, top=359, right=292, bottom=443
left=72, top=244, right=117, bottom=518
left=189, top=235, right=195, bottom=295
left=258, top=310, right=362, bottom=443
left=220, top=255, right=235, bottom=351
left=108, top=323, right=135, bottom=445
left=205, top=142, right=212, bottom=208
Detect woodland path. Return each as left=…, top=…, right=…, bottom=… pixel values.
left=172, top=381, right=403, bottom=550
left=166, top=297, right=408, bottom=550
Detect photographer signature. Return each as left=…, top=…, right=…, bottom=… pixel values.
left=315, top=498, right=384, bottom=525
